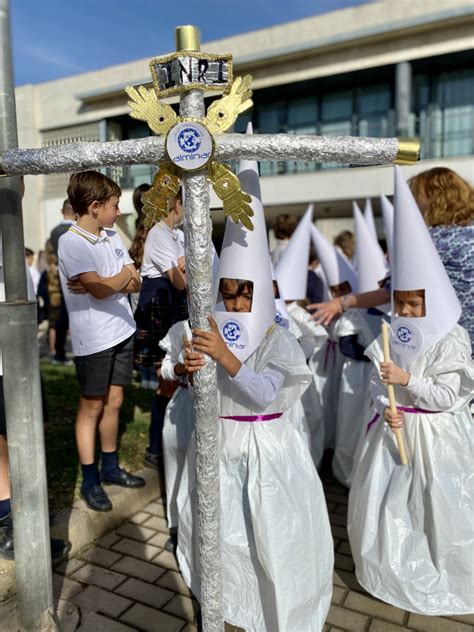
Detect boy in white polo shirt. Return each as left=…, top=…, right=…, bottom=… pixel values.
left=58, top=171, right=144, bottom=512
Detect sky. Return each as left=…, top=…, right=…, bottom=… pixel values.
left=11, top=0, right=370, bottom=86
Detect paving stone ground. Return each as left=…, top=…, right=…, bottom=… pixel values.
left=5, top=473, right=474, bottom=631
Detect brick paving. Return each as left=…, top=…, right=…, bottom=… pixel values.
left=50, top=476, right=474, bottom=632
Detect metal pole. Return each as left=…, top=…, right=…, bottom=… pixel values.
left=177, top=28, right=224, bottom=632
left=0, top=1, right=57, bottom=629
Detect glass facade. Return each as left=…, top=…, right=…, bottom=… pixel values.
left=106, top=54, right=473, bottom=184
left=414, top=68, right=474, bottom=160
left=255, top=83, right=393, bottom=175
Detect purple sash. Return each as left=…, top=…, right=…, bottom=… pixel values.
left=220, top=413, right=283, bottom=423
left=367, top=405, right=441, bottom=433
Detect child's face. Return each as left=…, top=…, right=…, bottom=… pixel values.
left=221, top=279, right=253, bottom=313
left=173, top=199, right=184, bottom=226
left=394, top=291, right=425, bottom=318
left=98, top=196, right=121, bottom=228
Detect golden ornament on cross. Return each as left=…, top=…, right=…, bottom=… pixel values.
left=125, top=52, right=255, bottom=230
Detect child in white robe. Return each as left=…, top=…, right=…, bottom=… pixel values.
left=177, top=139, right=333, bottom=631
left=348, top=166, right=474, bottom=615
left=274, top=207, right=328, bottom=467
left=159, top=320, right=194, bottom=531
left=178, top=280, right=333, bottom=632
left=332, top=307, right=385, bottom=486
left=309, top=225, right=359, bottom=450
left=349, top=299, right=473, bottom=614
left=332, top=203, right=389, bottom=486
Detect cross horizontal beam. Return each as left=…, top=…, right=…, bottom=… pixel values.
left=0, top=134, right=417, bottom=176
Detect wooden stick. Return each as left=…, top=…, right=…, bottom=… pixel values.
left=381, top=322, right=409, bottom=465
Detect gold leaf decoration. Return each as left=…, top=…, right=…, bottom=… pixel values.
left=142, top=163, right=181, bottom=228
left=125, top=85, right=178, bottom=136
left=205, top=75, right=253, bottom=135
left=209, top=161, right=254, bottom=230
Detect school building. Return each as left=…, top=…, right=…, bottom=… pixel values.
left=14, top=0, right=474, bottom=251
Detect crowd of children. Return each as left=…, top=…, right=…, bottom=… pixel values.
left=0, top=157, right=472, bottom=631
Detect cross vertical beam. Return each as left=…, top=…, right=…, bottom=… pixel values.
left=0, top=1, right=57, bottom=630
left=178, top=29, right=224, bottom=632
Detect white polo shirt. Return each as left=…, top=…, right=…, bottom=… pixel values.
left=58, top=225, right=136, bottom=357
left=140, top=222, right=185, bottom=279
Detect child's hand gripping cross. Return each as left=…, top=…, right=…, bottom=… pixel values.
left=185, top=316, right=241, bottom=378
left=380, top=361, right=410, bottom=431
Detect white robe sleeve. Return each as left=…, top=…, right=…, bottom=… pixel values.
left=369, top=363, right=390, bottom=415
left=161, top=353, right=181, bottom=381
left=297, top=332, right=315, bottom=361
left=230, top=363, right=285, bottom=409
left=404, top=372, right=461, bottom=411
left=159, top=322, right=184, bottom=381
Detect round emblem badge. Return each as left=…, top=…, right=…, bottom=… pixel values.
left=391, top=319, right=423, bottom=358
left=396, top=325, right=412, bottom=343
left=177, top=127, right=201, bottom=153
left=222, top=320, right=241, bottom=343
left=166, top=121, right=213, bottom=171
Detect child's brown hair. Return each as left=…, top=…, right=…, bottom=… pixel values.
left=393, top=289, right=426, bottom=316
left=67, top=170, right=121, bottom=217
left=129, top=186, right=183, bottom=270
left=273, top=214, right=298, bottom=240
left=393, top=289, right=424, bottom=300
left=219, top=278, right=254, bottom=296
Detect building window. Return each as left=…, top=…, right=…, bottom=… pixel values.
left=42, top=123, right=101, bottom=199
left=356, top=84, right=392, bottom=138
left=414, top=68, right=474, bottom=159
left=254, top=81, right=393, bottom=176
left=286, top=97, right=318, bottom=173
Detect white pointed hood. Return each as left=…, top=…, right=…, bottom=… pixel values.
left=390, top=166, right=461, bottom=364
left=270, top=261, right=292, bottom=330
left=380, top=195, right=394, bottom=261
left=213, top=124, right=275, bottom=362
left=353, top=202, right=387, bottom=293
left=363, top=198, right=378, bottom=243
left=274, top=205, right=312, bottom=302
left=310, top=224, right=358, bottom=297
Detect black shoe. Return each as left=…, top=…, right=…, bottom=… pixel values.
left=0, top=530, right=15, bottom=560
left=0, top=513, right=70, bottom=563
left=101, top=468, right=146, bottom=488
left=80, top=484, right=113, bottom=512
left=51, top=538, right=71, bottom=563
left=0, top=512, right=12, bottom=531
left=144, top=450, right=163, bottom=470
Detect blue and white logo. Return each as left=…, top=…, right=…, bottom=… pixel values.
left=396, top=325, right=412, bottom=343
left=166, top=121, right=213, bottom=171
left=392, top=319, right=423, bottom=358
left=177, top=127, right=201, bottom=153
left=222, top=320, right=241, bottom=343
left=115, top=248, right=124, bottom=258
left=274, top=311, right=289, bottom=329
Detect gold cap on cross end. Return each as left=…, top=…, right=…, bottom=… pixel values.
left=394, top=138, right=420, bottom=165
left=176, top=26, right=201, bottom=52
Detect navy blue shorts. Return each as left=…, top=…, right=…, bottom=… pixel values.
left=75, top=335, right=134, bottom=397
